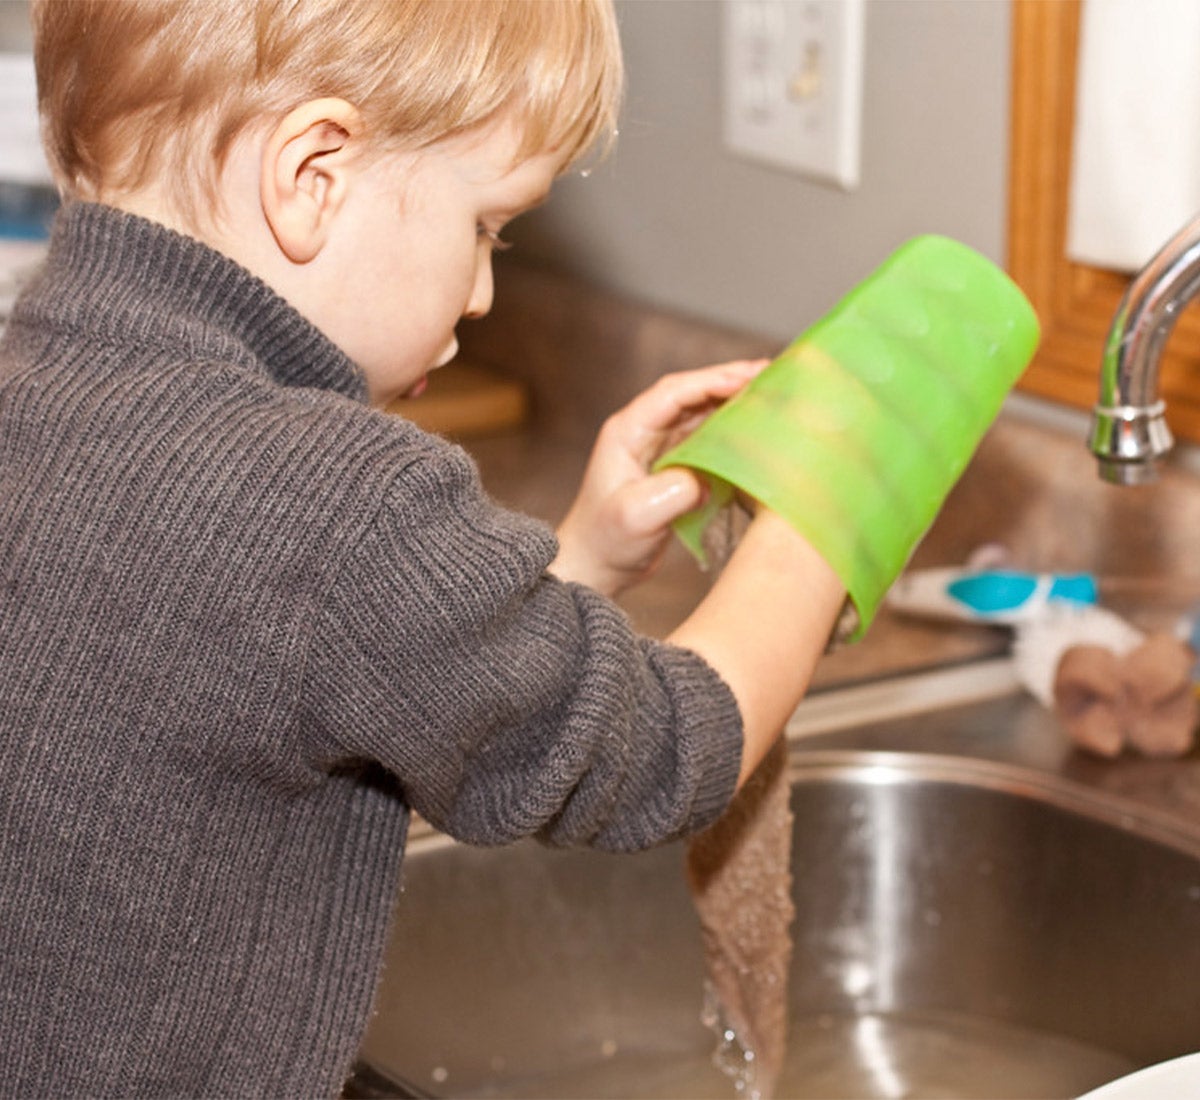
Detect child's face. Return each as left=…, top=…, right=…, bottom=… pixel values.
left=311, top=119, right=560, bottom=406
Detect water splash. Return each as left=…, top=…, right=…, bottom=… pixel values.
left=701, top=982, right=763, bottom=1100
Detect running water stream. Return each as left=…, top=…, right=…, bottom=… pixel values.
left=687, top=736, right=794, bottom=1099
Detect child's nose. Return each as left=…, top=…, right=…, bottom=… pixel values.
left=463, top=255, right=494, bottom=320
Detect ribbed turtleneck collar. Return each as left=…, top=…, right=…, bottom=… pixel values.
left=16, top=201, right=369, bottom=404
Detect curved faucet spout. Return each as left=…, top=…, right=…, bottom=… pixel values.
left=1090, top=210, right=1200, bottom=485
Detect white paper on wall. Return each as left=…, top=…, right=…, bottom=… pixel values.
left=1066, top=0, right=1200, bottom=274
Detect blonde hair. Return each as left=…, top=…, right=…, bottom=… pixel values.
left=32, top=0, right=623, bottom=221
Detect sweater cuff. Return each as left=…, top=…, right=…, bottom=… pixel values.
left=653, top=641, right=745, bottom=832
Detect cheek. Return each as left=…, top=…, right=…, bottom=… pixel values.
left=351, top=221, right=480, bottom=371
left=431, top=237, right=487, bottom=318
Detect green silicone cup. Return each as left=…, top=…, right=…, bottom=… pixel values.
left=654, top=235, right=1040, bottom=641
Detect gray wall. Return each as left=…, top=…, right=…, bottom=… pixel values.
left=2, top=0, right=1012, bottom=346
left=0, top=1, right=31, bottom=51
left=510, top=0, right=1012, bottom=345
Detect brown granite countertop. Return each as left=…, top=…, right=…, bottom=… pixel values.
left=403, top=258, right=1200, bottom=836
left=452, top=414, right=1200, bottom=836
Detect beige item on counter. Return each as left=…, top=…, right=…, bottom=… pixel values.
left=1122, top=634, right=1198, bottom=756
left=1012, top=605, right=1145, bottom=710
left=1053, top=644, right=1126, bottom=757
left=1052, top=633, right=1197, bottom=758
left=384, top=361, right=528, bottom=437
left=686, top=736, right=793, bottom=1100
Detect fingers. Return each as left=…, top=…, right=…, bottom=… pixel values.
left=649, top=359, right=769, bottom=421
left=560, top=361, right=767, bottom=595
left=615, top=467, right=706, bottom=536
left=610, top=359, right=770, bottom=465
left=552, top=468, right=707, bottom=596
left=624, top=359, right=769, bottom=430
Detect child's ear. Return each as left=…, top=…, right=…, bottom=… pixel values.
left=261, top=97, right=364, bottom=263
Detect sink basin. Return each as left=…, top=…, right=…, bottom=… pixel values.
left=350, top=746, right=1200, bottom=1100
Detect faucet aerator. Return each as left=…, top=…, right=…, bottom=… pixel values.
left=1095, top=456, right=1161, bottom=487
left=1091, top=211, right=1200, bottom=482
left=1088, top=401, right=1174, bottom=485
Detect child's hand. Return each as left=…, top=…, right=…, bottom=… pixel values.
left=551, top=359, right=769, bottom=597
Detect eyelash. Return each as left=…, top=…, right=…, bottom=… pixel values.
left=478, top=225, right=513, bottom=252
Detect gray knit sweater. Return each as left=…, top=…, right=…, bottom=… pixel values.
left=0, top=203, right=742, bottom=1098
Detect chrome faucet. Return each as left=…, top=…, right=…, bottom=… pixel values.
left=1089, top=211, right=1200, bottom=485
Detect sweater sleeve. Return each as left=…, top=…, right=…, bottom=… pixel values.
left=302, top=443, right=743, bottom=852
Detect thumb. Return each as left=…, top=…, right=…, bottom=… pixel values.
left=619, top=468, right=707, bottom=535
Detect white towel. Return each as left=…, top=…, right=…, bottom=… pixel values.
left=1066, top=0, right=1200, bottom=274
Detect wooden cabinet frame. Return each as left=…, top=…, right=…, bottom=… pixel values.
left=1008, top=0, right=1200, bottom=440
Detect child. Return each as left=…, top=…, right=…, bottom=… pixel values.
left=0, top=1, right=845, bottom=1096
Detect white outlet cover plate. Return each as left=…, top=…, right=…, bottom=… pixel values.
left=722, top=0, right=865, bottom=189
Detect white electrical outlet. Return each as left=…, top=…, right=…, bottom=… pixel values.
left=722, top=0, right=865, bottom=189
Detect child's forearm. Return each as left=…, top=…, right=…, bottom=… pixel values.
left=667, top=509, right=844, bottom=789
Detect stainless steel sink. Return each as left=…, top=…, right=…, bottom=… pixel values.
left=351, top=736, right=1200, bottom=1099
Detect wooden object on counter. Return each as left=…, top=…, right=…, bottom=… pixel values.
left=384, top=360, right=529, bottom=437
